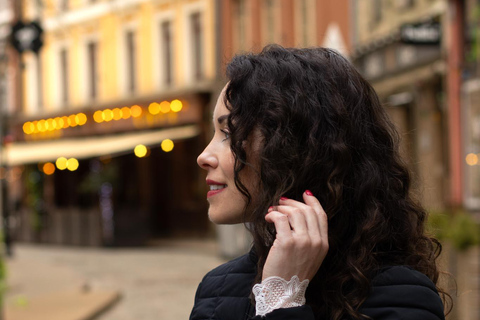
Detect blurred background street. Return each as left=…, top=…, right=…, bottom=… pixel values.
left=5, top=241, right=224, bottom=320
left=0, top=0, right=477, bottom=319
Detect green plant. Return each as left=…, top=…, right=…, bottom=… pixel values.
left=427, top=210, right=480, bottom=251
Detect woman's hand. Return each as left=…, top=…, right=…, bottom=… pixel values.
left=263, top=190, right=329, bottom=282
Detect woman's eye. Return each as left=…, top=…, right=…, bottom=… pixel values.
left=220, top=129, right=230, bottom=141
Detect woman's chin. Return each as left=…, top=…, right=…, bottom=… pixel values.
left=208, top=211, right=243, bottom=225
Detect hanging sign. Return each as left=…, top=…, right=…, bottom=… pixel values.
left=400, top=22, right=441, bottom=45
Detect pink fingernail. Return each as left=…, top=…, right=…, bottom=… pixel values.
left=305, top=190, right=313, bottom=196
left=268, top=206, right=274, bottom=212
left=280, top=197, right=288, bottom=200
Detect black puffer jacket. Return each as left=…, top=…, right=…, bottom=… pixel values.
left=189, top=249, right=445, bottom=320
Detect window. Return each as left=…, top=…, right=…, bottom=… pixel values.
left=60, top=0, right=69, bottom=11
left=60, top=48, right=69, bottom=104
left=234, top=0, right=246, bottom=50
left=266, top=0, right=275, bottom=43
left=372, top=0, right=382, bottom=25
left=395, top=0, right=415, bottom=9
left=87, top=41, right=98, bottom=100
left=190, top=12, right=203, bottom=81
left=301, top=0, right=308, bottom=46
left=161, top=21, right=173, bottom=86
left=126, top=30, right=136, bottom=94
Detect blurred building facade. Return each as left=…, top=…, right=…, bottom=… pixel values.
left=352, top=0, right=449, bottom=211
left=7, top=0, right=220, bottom=246
left=463, top=0, right=480, bottom=211
left=353, top=1, right=479, bottom=319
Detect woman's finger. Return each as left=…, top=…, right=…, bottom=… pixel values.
left=273, top=205, right=311, bottom=235
left=278, top=196, right=323, bottom=236
left=265, top=211, right=293, bottom=239
left=302, top=190, right=328, bottom=244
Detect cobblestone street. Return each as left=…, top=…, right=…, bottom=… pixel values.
left=5, top=240, right=226, bottom=320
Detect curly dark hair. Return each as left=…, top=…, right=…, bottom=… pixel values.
left=224, top=45, right=449, bottom=319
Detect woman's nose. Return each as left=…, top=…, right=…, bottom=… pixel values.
left=197, top=145, right=218, bottom=170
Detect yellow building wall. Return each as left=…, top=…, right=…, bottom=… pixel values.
left=22, top=0, right=216, bottom=116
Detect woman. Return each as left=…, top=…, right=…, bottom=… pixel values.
left=191, top=45, right=448, bottom=320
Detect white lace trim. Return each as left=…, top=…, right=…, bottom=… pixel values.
left=252, top=275, right=309, bottom=317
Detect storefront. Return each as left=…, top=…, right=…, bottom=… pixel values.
left=5, top=91, right=212, bottom=246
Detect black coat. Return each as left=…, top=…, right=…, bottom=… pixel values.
left=189, top=249, right=445, bottom=320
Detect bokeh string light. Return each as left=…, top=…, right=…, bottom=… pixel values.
left=23, top=100, right=185, bottom=135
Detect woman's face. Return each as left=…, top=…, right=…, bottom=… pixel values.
left=197, top=87, right=259, bottom=224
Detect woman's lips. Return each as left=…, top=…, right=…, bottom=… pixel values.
left=206, top=179, right=227, bottom=198
left=207, top=187, right=226, bottom=198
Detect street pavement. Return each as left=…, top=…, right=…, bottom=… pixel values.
left=4, top=239, right=226, bottom=320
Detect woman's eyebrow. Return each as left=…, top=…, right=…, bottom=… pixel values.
left=217, top=114, right=228, bottom=125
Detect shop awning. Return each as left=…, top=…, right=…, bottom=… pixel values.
left=4, top=125, right=200, bottom=166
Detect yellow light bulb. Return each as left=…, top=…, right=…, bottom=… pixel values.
left=32, top=121, right=39, bottom=133
left=93, top=111, right=103, bottom=123
left=56, top=157, right=68, bottom=170
left=134, top=144, right=148, bottom=158
left=77, top=113, right=87, bottom=125
left=54, top=117, right=63, bottom=130
left=23, top=122, right=34, bottom=134
left=103, top=109, right=114, bottom=122
left=37, top=119, right=46, bottom=132
left=67, top=158, right=79, bottom=171
left=161, top=139, right=174, bottom=152
left=170, top=99, right=183, bottom=112
left=47, top=118, right=55, bottom=131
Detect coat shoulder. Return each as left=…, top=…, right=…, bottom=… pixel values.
left=360, top=266, right=445, bottom=320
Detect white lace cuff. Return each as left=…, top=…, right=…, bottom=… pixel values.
left=252, top=275, right=309, bottom=317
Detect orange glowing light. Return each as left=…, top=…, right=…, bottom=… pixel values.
left=159, top=101, right=170, bottom=113
left=37, top=120, right=46, bottom=132
left=131, top=105, right=143, bottom=118
left=76, top=113, right=87, bottom=125
left=61, top=117, right=68, bottom=128
left=103, top=109, right=114, bottom=122
left=121, top=107, right=131, bottom=119
left=54, top=117, right=63, bottom=129
left=93, top=111, right=103, bottom=123
left=148, top=102, right=160, bottom=115
left=47, top=118, right=55, bottom=131
left=32, top=121, right=39, bottom=133
left=23, top=122, right=34, bottom=134
left=43, top=163, right=55, bottom=175
left=466, top=153, right=479, bottom=166
left=112, top=108, right=122, bottom=120
left=68, top=114, right=78, bottom=127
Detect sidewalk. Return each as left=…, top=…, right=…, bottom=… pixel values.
left=5, top=290, right=120, bottom=320
left=4, top=240, right=224, bottom=320
left=4, top=244, right=121, bottom=320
